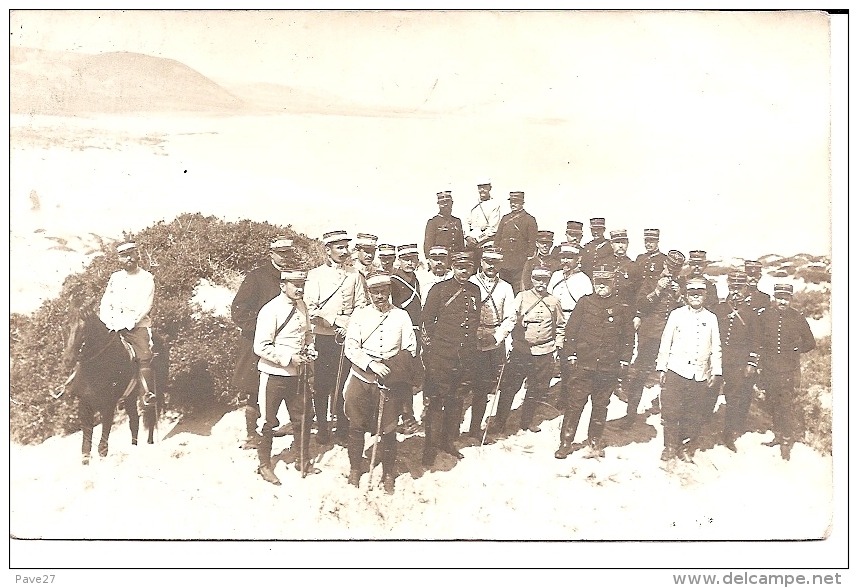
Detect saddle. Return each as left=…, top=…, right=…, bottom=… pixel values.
left=117, top=333, right=137, bottom=362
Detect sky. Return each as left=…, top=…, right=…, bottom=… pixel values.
left=8, top=10, right=838, bottom=257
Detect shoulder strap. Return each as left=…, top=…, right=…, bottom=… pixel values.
left=318, top=273, right=349, bottom=310
left=444, top=286, right=465, bottom=309
left=391, top=273, right=419, bottom=308
left=273, top=305, right=299, bottom=339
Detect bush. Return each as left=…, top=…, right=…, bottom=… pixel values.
left=796, top=336, right=832, bottom=455
left=790, top=288, right=830, bottom=320
left=10, top=213, right=326, bottom=444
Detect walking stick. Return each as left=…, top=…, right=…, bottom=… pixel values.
left=300, top=361, right=308, bottom=478
left=367, top=382, right=387, bottom=492
left=481, top=350, right=510, bottom=448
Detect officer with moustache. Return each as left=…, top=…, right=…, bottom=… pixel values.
left=744, top=260, right=770, bottom=312
left=230, top=236, right=294, bottom=450
left=495, top=191, right=538, bottom=295
left=421, top=252, right=480, bottom=465
left=580, top=217, right=612, bottom=278
left=353, top=233, right=378, bottom=298
left=751, top=283, right=816, bottom=460
left=465, top=178, right=502, bottom=252
left=490, top=265, right=565, bottom=435
left=550, top=220, right=584, bottom=267
left=521, top=230, right=559, bottom=292
left=305, top=230, right=367, bottom=445
left=424, top=190, right=465, bottom=259
left=615, top=250, right=686, bottom=429
left=423, top=245, right=453, bottom=301
left=555, top=266, right=634, bottom=459
left=466, top=247, right=516, bottom=439
left=686, top=250, right=719, bottom=311
left=712, top=271, right=759, bottom=452
left=606, top=229, right=637, bottom=308
left=253, top=269, right=317, bottom=485
left=391, top=244, right=423, bottom=434
left=634, top=229, right=668, bottom=284
left=376, top=244, right=397, bottom=273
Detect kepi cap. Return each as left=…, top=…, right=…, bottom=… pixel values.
left=481, top=247, right=503, bottom=262
left=689, top=250, right=708, bottom=264
left=436, top=191, right=453, bottom=203
left=592, top=265, right=615, bottom=281
left=270, top=235, right=293, bottom=251
left=509, top=191, right=525, bottom=201
left=685, top=277, right=708, bottom=291
left=477, top=177, right=492, bottom=186
left=451, top=251, right=475, bottom=266
left=117, top=242, right=137, bottom=253
left=322, top=230, right=351, bottom=245
left=773, top=283, right=794, bottom=297
left=566, top=220, right=584, bottom=233
left=428, top=245, right=449, bottom=257
left=377, top=244, right=396, bottom=257
left=643, top=229, right=660, bottom=241
left=727, top=271, right=748, bottom=285
left=355, top=233, right=378, bottom=249
left=589, top=218, right=606, bottom=229
left=530, top=265, right=551, bottom=279
left=397, top=244, right=420, bottom=257
left=280, top=269, right=307, bottom=282
left=559, top=242, right=581, bottom=257
left=609, top=229, right=629, bottom=242
left=536, top=230, right=554, bottom=243
left=666, top=250, right=686, bottom=271
left=744, top=260, right=763, bottom=276
left=366, top=271, right=392, bottom=288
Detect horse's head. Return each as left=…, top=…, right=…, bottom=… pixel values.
left=62, top=297, right=97, bottom=370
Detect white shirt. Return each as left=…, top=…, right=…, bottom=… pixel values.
left=345, top=304, right=417, bottom=383
left=548, top=269, right=593, bottom=322
left=99, top=268, right=154, bottom=331
left=656, top=305, right=722, bottom=381
left=254, top=295, right=314, bottom=376
left=469, top=272, right=516, bottom=351
left=466, top=197, right=503, bottom=244
left=305, top=260, right=367, bottom=335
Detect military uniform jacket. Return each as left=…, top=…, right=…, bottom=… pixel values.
left=563, top=293, right=634, bottom=371
left=421, top=278, right=480, bottom=358
left=99, top=267, right=155, bottom=332
left=469, top=272, right=516, bottom=351
left=305, top=261, right=367, bottom=336
left=254, top=295, right=313, bottom=377
left=466, top=197, right=502, bottom=246
left=230, top=260, right=282, bottom=338
left=521, top=253, right=560, bottom=291
left=607, top=253, right=638, bottom=308
left=548, top=269, right=593, bottom=323
left=580, top=237, right=612, bottom=277
left=751, top=304, right=815, bottom=374
left=423, top=214, right=465, bottom=258
left=656, top=305, right=722, bottom=381
left=391, top=269, right=422, bottom=327
left=749, top=287, right=770, bottom=312
left=633, top=250, right=668, bottom=284
left=713, top=297, right=757, bottom=367
left=345, top=304, right=417, bottom=384
left=499, top=289, right=566, bottom=356
left=635, top=274, right=684, bottom=342
left=495, top=210, right=538, bottom=271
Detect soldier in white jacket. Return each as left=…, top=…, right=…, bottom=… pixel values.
left=99, top=241, right=156, bottom=412
left=656, top=277, right=723, bottom=463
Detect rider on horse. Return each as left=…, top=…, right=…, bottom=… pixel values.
left=99, top=241, right=156, bottom=409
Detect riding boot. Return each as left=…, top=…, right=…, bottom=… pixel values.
left=381, top=433, right=397, bottom=494
left=138, top=365, right=157, bottom=442
left=519, top=398, right=537, bottom=432
left=422, top=399, right=439, bottom=466
left=313, top=389, right=330, bottom=444
left=347, top=428, right=366, bottom=472
left=257, top=435, right=281, bottom=486
left=440, top=400, right=464, bottom=459
left=241, top=404, right=262, bottom=450
left=554, top=410, right=579, bottom=459
left=583, top=437, right=605, bottom=459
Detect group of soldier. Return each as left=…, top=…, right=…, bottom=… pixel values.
left=97, top=178, right=818, bottom=493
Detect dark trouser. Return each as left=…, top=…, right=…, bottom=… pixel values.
left=468, top=346, right=505, bottom=434
left=660, top=370, right=709, bottom=449
left=722, top=361, right=755, bottom=441
left=397, top=328, right=421, bottom=422
left=344, top=375, right=398, bottom=476
left=314, top=334, right=351, bottom=441
left=123, top=326, right=155, bottom=415
left=257, top=372, right=312, bottom=467
left=423, top=349, right=474, bottom=454
left=559, top=368, right=616, bottom=443
left=495, top=350, right=555, bottom=431
left=760, top=368, right=801, bottom=444
left=626, top=336, right=660, bottom=417
left=499, top=268, right=523, bottom=296
left=233, top=333, right=261, bottom=436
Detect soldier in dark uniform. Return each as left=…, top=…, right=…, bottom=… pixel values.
left=555, top=266, right=634, bottom=459
left=751, top=283, right=816, bottom=460
left=550, top=220, right=584, bottom=267
left=685, top=250, right=719, bottom=310
left=605, top=229, right=637, bottom=308
left=614, top=250, right=686, bottom=429
left=744, top=260, right=770, bottom=311
left=231, top=236, right=295, bottom=450
left=377, top=244, right=397, bottom=273
left=712, top=271, right=759, bottom=451
left=495, top=191, right=538, bottom=295
left=521, top=230, right=559, bottom=291
left=489, top=265, right=565, bottom=435
left=633, top=228, right=668, bottom=285
left=423, top=190, right=465, bottom=259
left=420, top=251, right=480, bottom=465
left=580, top=217, right=612, bottom=278
left=391, top=244, right=423, bottom=434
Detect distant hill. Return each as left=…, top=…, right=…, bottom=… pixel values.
left=10, top=46, right=248, bottom=115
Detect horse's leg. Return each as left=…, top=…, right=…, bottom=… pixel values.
left=126, top=396, right=140, bottom=446
left=98, top=400, right=113, bottom=458
left=80, top=399, right=94, bottom=465
left=140, top=364, right=157, bottom=444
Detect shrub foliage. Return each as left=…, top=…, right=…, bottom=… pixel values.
left=10, top=213, right=325, bottom=444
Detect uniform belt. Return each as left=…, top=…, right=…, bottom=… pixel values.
left=480, top=323, right=499, bottom=328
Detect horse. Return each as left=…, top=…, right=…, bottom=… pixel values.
left=62, top=299, right=158, bottom=464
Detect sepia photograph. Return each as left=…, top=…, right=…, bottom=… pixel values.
left=7, top=8, right=846, bottom=572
